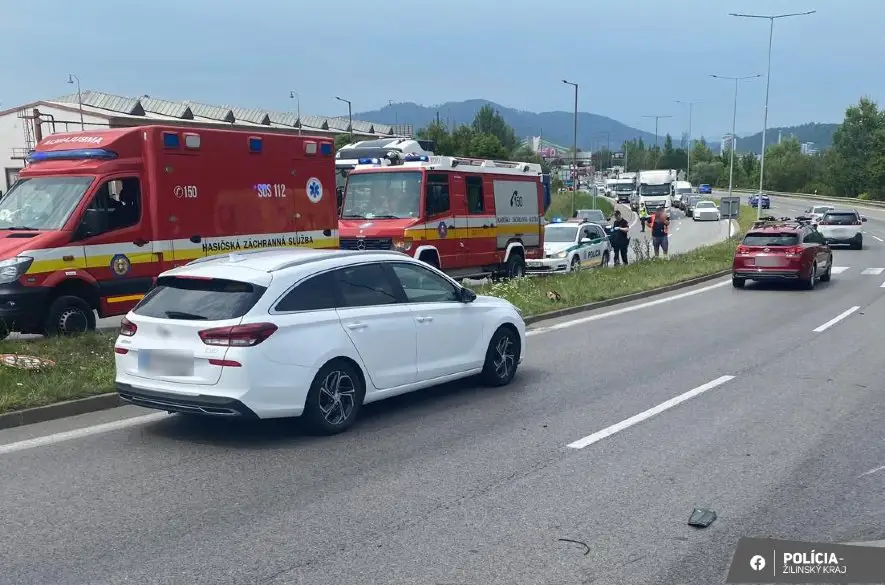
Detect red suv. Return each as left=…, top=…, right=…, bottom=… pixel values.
left=732, top=219, right=833, bottom=289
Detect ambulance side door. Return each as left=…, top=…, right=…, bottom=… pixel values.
left=464, top=175, right=497, bottom=267
left=74, top=175, right=158, bottom=315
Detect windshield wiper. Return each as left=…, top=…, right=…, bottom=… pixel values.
left=3, top=226, right=40, bottom=231
left=164, top=310, right=208, bottom=320
left=341, top=214, right=366, bottom=219
left=367, top=214, right=400, bottom=219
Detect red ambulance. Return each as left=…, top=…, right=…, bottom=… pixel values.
left=339, top=155, right=549, bottom=278
left=0, top=126, right=338, bottom=337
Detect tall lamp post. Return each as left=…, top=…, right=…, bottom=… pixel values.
left=730, top=10, right=816, bottom=219
left=710, top=74, right=762, bottom=199
left=289, top=91, right=301, bottom=135
left=562, top=80, right=579, bottom=215
left=675, top=100, right=700, bottom=181
left=335, top=96, right=353, bottom=141
left=67, top=74, right=84, bottom=130
left=642, top=114, right=671, bottom=168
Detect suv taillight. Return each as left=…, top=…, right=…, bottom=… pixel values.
left=785, top=246, right=804, bottom=256
left=198, top=323, right=278, bottom=347
left=120, top=317, right=137, bottom=336
left=736, top=245, right=750, bottom=254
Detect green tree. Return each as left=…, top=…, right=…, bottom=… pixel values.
left=334, top=134, right=361, bottom=150
left=415, top=121, right=455, bottom=155
left=828, top=97, right=885, bottom=197
left=472, top=104, right=519, bottom=152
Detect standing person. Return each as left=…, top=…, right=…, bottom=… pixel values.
left=650, top=207, right=670, bottom=258
left=610, top=209, right=630, bottom=266
left=639, top=204, right=649, bottom=232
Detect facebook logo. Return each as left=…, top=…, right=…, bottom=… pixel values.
left=749, top=555, right=766, bottom=571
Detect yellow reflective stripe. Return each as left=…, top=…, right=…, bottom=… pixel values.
left=107, top=294, right=145, bottom=303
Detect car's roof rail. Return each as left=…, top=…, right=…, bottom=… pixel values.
left=750, top=216, right=809, bottom=229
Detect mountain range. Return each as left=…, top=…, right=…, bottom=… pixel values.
left=356, top=100, right=840, bottom=154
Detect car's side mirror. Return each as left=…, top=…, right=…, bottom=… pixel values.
left=76, top=208, right=107, bottom=240
left=459, top=287, right=477, bottom=303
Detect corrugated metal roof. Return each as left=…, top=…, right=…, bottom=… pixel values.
left=46, top=90, right=403, bottom=137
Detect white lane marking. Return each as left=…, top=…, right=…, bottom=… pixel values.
left=858, top=464, right=885, bottom=478
left=843, top=540, right=885, bottom=548
left=861, top=267, right=884, bottom=275
left=0, top=412, right=169, bottom=456
left=880, top=281, right=885, bottom=288
left=872, top=235, right=884, bottom=242
left=527, top=280, right=731, bottom=336
left=566, top=375, right=736, bottom=449
left=831, top=266, right=850, bottom=274
left=812, top=306, right=860, bottom=333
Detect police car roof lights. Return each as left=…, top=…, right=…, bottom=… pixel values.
left=358, top=157, right=382, bottom=165
left=403, top=154, right=430, bottom=162
left=551, top=217, right=564, bottom=223
left=27, top=148, right=119, bottom=162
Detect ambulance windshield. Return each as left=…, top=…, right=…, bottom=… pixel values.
left=0, top=176, right=93, bottom=230
left=341, top=171, right=422, bottom=219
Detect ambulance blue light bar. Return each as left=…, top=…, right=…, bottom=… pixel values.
left=248, top=137, right=262, bottom=153
left=403, top=154, right=429, bottom=162
left=27, top=148, right=118, bottom=162
left=551, top=217, right=564, bottom=223
left=358, top=157, right=381, bottom=164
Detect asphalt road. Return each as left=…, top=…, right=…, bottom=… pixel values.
left=2, top=194, right=884, bottom=584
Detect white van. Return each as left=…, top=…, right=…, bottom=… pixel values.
left=672, top=180, right=693, bottom=209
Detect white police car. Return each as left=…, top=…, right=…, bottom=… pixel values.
left=527, top=218, right=612, bottom=274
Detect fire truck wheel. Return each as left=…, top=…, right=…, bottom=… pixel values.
left=43, top=295, right=97, bottom=336
left=505, top=253, right=526, bottom=279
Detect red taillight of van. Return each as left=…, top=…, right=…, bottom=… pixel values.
left=198, top=323, right=278, bottom=347
left=120, top=317, right=137, bottom=336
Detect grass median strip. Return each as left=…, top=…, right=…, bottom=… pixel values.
left=0, top=332, right=116, bottom=415
left=0, top=203, right=754, bottom=417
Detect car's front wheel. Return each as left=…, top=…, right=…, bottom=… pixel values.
left=303, top=359, right=365, bottom=435
left=481, top=326, right=521, bottom=386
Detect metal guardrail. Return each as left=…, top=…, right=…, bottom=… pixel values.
left=726, top=188, right=885, bottom=209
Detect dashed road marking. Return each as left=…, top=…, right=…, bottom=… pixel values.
left=831, top=266, right=850, bottom=274
left=813, top=306, right=860, bottom=333
left=861, top=267, right=884, bottom=275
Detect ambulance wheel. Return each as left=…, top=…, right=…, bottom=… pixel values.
left=505, top=254, right=526, bottom=279
left=43, top=296, right=96, bottom=336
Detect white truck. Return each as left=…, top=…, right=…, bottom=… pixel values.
left=637, top=169, right=675, bottom=211
left=610, top=177, right=636, bottom=204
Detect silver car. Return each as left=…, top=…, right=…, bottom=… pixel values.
left=692, top=200, right=721, bottom=221
left=816, top=209, right=866, bottom=249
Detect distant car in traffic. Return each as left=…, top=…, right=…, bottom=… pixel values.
left=804, top=205, right=835, bottom=223
left=683, top=195, right=702, bottom=216
left=114, top=248, right=525, bottom=434
left=575, top=208, right=607, bottom=225
left=748, top=193, right=770, bottom=209
left=815, top=209, right=867, bottom=249
left=698, top=184, right=712, bottom=194
left=692, top=200, right=721, bottom=221
left=732, top=218, right=833, bottom=289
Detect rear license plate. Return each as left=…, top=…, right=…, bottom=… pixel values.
left=139, top=350, right=194, bottom=376
left=754, top=255, right=785, bottom=267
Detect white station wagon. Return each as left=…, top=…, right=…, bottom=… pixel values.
left=114, top=248, right=526, bottom=434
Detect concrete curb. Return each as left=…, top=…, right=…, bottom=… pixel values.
left=524, top=269, right=731, bottom=325
left=0, top=393, right=121, bottom=431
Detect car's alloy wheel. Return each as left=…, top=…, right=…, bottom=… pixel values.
left=304, top=360, right=364, bottom=434
left=804, top=263, right=817, bottom=290
left=318, top=370, right=357, bottom=426
left=481, top=327, right=520, bottom=386
left=570, top=256, right=580, bottom=272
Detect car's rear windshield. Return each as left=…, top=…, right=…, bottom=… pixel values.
left=133, top=276, right=267, bottom=321
left=743, top=232, right=799, bottom=246
left=822, top=212, right=858, bottom=224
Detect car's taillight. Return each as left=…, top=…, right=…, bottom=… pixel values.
left=198, top=322, right=278, bottom=347
left=120, top=317, right=137, bottom=336
left=736, top=245, right=750, bottom=254
left=818, top=220, right=830, bottom=225
left=785, top=246, right=804, bottom=255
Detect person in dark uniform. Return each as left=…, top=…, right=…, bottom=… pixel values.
left=610, top=210, right=630, bottom=266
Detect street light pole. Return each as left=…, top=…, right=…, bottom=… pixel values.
left=642, top=114, right=672, bottom=168
left=710, top=74, right=762, bottom=200
left=563, top=80, right=579, bottom=215
left=335, top=96, right=353, bottom=141
left=67, top=74, right=84, bottom=130
left=730, top=10, right=816, bottom=220
left=289, top=91, right=301, bottom=135
left=675, top=100, right=699, bottom=181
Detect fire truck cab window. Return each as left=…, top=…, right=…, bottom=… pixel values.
left=425, top=173, right=450, bottom=216
left=466, top=176, right=484, bottom=213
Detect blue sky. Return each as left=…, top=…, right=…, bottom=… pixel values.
left=1, top=0, right=881, bottom=138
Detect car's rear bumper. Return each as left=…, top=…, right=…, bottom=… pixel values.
left=819, top=230, right=862, bottom=244
left=116, top=383, right=260, bottom=418
left=733, top=268, right=801, bottom=280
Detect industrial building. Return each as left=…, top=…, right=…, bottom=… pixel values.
left=0, top=90, right=408, bottom=192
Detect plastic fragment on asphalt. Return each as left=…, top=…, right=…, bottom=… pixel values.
left=558, top=538, right=590, bottom=555
left=688, top=508, right=717, bottom=528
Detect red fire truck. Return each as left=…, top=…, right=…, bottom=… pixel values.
left=339, top=155, right=549, bottom=278
left=0, top=126, right=338, bottom=337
